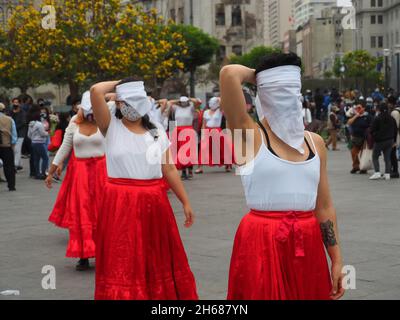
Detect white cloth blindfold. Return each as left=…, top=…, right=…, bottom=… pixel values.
left=255, top=65, right=305, bottom=154
left=80, top=91, right=93, bottom=117
left=116, top=81, right=151, bottom=117
left=209, top=97, right=220, bottom=110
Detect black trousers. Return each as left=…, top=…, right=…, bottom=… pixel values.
left=391, top=147, right=399, bottom=174
left=0, top=147, right=16, bottom=190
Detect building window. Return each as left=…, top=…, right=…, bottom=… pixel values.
left=0, top=8, right=4, bottom=27
left=231, top=5, right=242, bottom=26
left=232, top=45, right=243, bottom=56
left=178, top=7, right=184, bottom=24
left=371, top=36, right=376, bottom=48
left=218, top=46, right=226, bottom=61
left=371, top=15, right=376, bottom=24
left=378, top=0, right=383, bottom=7
left=378, top=15, right=383, bottom=24
left=170, top=9, right=176, bottom=22
left=378, top=36, right=383, bottom=48
left=215, top=4, right=225, bottom=26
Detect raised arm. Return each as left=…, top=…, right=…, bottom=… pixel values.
left=90, top=81, right=120, bottom=135
left=313, top=133, right=345, bottom=300
left=219, top=65, right=256, bottom=130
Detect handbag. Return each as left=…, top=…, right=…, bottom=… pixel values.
left=48, top=129, right=63, bottom=152
left=359, top=143, right=373, bottom=171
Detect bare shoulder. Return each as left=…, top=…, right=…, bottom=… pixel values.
left=306, top=131, right=327, bottom=158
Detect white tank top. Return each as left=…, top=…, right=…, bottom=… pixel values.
left=203, top=109, right=223, bottom=128
left=239, top=130, right=320, bottom=212
left=174, top=104, right=195, bottom=127
left=52, top=118, right=105, bottom=166
left=105, top=106, right=171, bottom=180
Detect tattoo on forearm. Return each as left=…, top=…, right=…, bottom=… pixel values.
left=320, top=220, right=338, bottom=248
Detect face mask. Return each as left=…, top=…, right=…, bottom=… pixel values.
left=40, top=113, right=47, bottom=119
left=120, top=102, right=142, bottom=122
left=12, top=104, right=19, bottom=109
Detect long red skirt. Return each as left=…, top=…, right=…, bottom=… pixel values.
left=95, top=178, right=198, bottom=300
left=228, top=210, right=332, bottom=300
left=170, top=126, right=198, bottom=170
left=48, top=154, right=107, bottom=259
left=199, top=127, right=234, bottom=166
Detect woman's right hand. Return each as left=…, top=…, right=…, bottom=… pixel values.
left=183, top=204, right=195, bottom=228
left=55, top=164, right=63, bottom=177
left=45, top=174, right=53, bottom=189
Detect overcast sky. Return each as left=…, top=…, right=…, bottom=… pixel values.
left=337, top=0, right=353, bottom=6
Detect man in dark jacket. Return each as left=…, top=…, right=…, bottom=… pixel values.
left=369, top=104, right=397, bottom=180
left=314, top=88, right=324, bottom=120
left=10, top=98, right=26, bottom=170
left=347, top=104, right=372, bottom=174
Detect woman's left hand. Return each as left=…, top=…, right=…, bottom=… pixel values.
left=330, top=262, right=345, bottom=300
left=183, top=204, right=195, bottom=228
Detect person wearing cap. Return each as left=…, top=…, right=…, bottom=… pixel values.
left=168, top=96, right=202, bottom=180
left=90, top=79, right=198, bottom=300
left=0, top=102, right=17, bottom=191
left=220, top=52, right=344, bottom=300
left=325, top=105, right=341, bottom=151
left=196, top=97, right=234, bottom=174
left=45, top=91, right=107, bottom=271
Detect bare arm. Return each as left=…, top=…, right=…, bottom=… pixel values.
left=347, top=113, right=359, bottom=126
left=162, top=149, right=195, bottom=228
left=219, top=65, right=256, bottom=131
left=90, top=81, right=120, bottom=135
left=313, top=133, right=345, bottom=300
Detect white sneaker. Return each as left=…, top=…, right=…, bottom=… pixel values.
left=369, top=172, right=382, bottom=180
left=384, top=174, right=391, bottom=181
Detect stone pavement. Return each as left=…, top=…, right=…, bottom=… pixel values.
left=1, top=145, right=400, bottom=300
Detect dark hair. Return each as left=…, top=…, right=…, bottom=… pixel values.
left=12, top=97, right=19, bottom=103
left=115, top=77, right=159, bottom=141
left=56, top=112, right=70, bottom=133
left=29, top=105, right=42, bottom=122
left=255, top=52, right=302, bottom=74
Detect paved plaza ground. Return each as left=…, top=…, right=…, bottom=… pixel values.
left=1, top=144, right=400, bottom=300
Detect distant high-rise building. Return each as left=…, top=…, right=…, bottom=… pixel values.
left=293, top=0, right=337, bottom=29
left=353, top=0, right=400, bottom=90
left=263, top=0, right=295, bottom=48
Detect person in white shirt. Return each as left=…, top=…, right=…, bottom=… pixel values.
left=90, top=78, right=198, bottom=300
left=45, top=91, right=107, bottom=271
left=168, top=96, right=202, bottom=180
left=220, top=52, right=344, bottom=300
left=195, top=97, right=233, bottom=174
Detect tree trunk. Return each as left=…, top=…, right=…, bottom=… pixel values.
left=68, top=80, right=80, bottom=103
left=190, top=68, right=196, bottom=97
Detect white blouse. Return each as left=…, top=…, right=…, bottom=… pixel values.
left=174, top=103, right=195, bottom=127
left=52, top=116, right=105, bottom=166
left=105, top=105, right=171, bottom=180
left=203, top=109, right=223, bottom=128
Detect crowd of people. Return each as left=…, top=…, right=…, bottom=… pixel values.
left=301, top=87, right=400, bottom=181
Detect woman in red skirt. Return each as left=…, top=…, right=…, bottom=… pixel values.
left=196, top=97, right=233, bottom=174
left=45, top=91, right=106, bottom=271
left=169, top=96, right=202, bottom=180
left=220, top=53, right=345, bottom=300
left=90, top=79, right=198, bottom=300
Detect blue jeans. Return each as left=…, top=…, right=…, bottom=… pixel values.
left=31, top=143, right=49, bottom=177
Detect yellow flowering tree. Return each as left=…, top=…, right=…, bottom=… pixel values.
left=0, top=0, right=187, bottom=99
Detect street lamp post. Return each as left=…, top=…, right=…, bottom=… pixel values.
left=383, top=48, right=391, bottom=93
left=395, top=45, right=400, bottom=95
left=340, top=64, right=345, bottom=93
